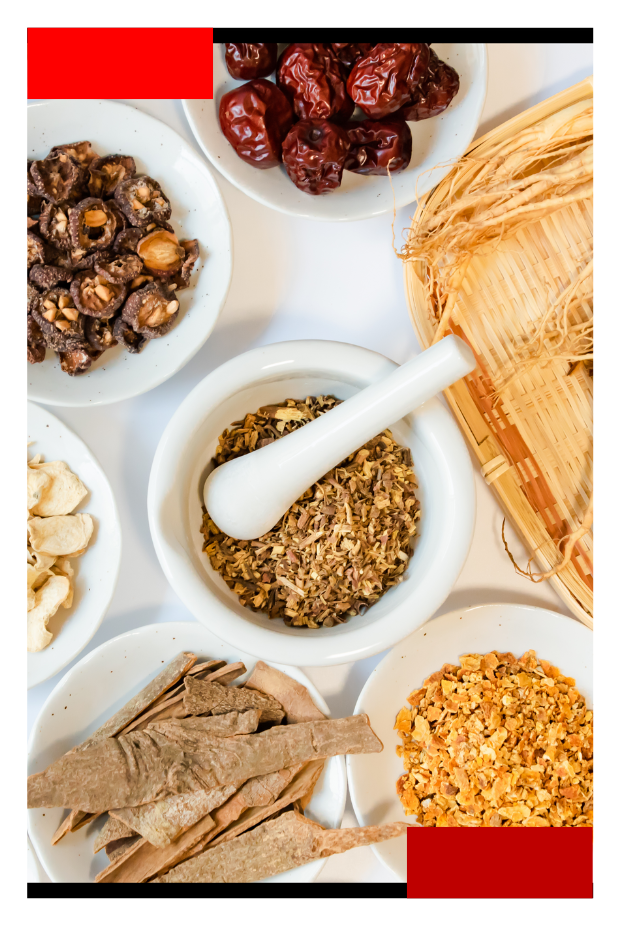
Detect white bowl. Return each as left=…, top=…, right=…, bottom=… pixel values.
left=28, top=99, right=233, bottom=407
left=27, top=403, right=122, bottom=688
left=347, top=603, right=593, bottom=881
left=148, top=340, right=475, bottom=667
left=28, top=621, right=346, bottom=883
left=183, top=43, right=487, bottom=221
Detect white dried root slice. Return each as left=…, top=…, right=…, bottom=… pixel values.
left=28, top=459, right=88, bottom=517
left=27, top=574, right=71, bottom=652
left=28, top=513, right=94, bottom=557
left=51, top=558, right=75, bottom=608
left=27, top=467, right=52, bottom=512
left=27, top=547, right=56, bottom=573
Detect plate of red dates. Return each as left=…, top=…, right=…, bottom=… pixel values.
left=184, top=42, right=487, bottom=221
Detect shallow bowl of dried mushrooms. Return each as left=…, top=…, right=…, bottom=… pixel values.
left=148, top=340, right=475, bottom=667
left=27, top=402, right=122, bottom=688
left=348, top=603, right=592, bottom=881
left=27, top=621, right=348, bottom=883
left=27, top=99, right=232, bottom=406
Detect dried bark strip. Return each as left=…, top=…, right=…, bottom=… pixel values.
left=183, top=677, right=285, bottom=723
left=29, top=715, right=382, bottom=812
left=153, top=811, right=408, bottom=883
left=94, top=816, right=138, bottom=854
left=245, top=662, right=326, bottom=723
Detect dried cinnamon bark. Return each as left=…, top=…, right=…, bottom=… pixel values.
left=153, top=811, right=408, bottom=883
left=95, top=765, right=302, bottom=883
left=29, top=714, right=382, bottom=812
left=183, top=677, right=285, bottom=723
left=245, top=662, right=326, bottom=723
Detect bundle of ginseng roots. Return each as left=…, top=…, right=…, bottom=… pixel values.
left=398, top=97, right=593, bottom=583
left=27, top=653, right=406, bottom=883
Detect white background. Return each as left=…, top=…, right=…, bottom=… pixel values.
left=27, top=42, right=593, bottom=884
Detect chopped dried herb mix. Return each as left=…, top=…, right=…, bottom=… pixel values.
left=201, top=396, right=420, bottom=628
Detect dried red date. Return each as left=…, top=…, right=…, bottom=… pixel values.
left=330, top=43, right=373, bottom=73
left=219, top=79, right=294, bottom=168
left=225, top=43, right=278, bottom=80
left=277, top=43, right=354, bottom=124
left=282, top=119, right=350, bottom=195
left=345, top=118, right=412, bottom=175
left=398, top=48, right=460, bottom=120
left=347, top=43, right=430, bottom=119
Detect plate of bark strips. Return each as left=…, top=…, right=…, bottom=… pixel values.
left=28, top=622, right=407, bottom=884
left=27, top=99, right=233, bottom=407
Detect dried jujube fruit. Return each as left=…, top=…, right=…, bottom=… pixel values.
left=398, top=48, right=460, bottom=120
left=114, top=176, right=172, bottom=227
left=49, top=141, right=99, bottom=169
left=59, top=345, right=101, bottom=376
left=30, top=152, right=84, bottom=204
left=113, top=317, right=148, bottom=354
left=347, top=43, right=431, bottom=119
left=84, top=315, right=118, bottom=353
left=70, top=198, right=118, bottom=252
left=38, top=201, right=73, bottom=251
left=32, top=287, right=86, bottom=351
left=27, top=314, right=46, bottom=365
left=219, top=79, right=294, bottom=169
left=122, top=282, right=180, bottom=337
left=225, top=43, right=278, bottom=80
left=277, top=43, right=354, bottom=124
left=29, top=264, right=74, bottom=290
left=95, top=253, right=143, bottom=284
left=345, top=118, right=412, bottom=175
left=137, top=229, right=185, bottom=277
left=27, top=230, right=47, bottom=268
left=330, top=43, right=373, bottom=73
left=282, top=119, right=350, bottom=195
left=71, top=270, right=127, bottom=318
left=88, top=154, right=136, bottom=198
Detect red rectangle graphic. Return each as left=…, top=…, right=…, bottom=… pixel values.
left=28, top=28, right=213, bottom=99
left=408, top=827, right=593, bottom=898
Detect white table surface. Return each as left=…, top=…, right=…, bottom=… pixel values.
left=27, top=42, right=593, bottom=885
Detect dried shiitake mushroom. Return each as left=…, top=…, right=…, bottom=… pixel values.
left=136, top=229, right=185, bottom=277
left=95, top=253, right=143, bottom=284
left=32, top=287, right=86, bottom=351
left=71, top=270, right=127, bottom=318
left=38, top=202, right=73, bottom=252
left=27, top=283, right=40, bottom=314
left=122, top=282, right=180, bottom=337
left=49, top=141, right=99, bottom=169
left=113, top=227, right=144, bottom=254
left=88, top=155, right=136, bottom=198
left=29, top=264, right=74, bottom=290
left=113, top=317, right=148, bottom=354
left=27, top=162, right=44, bottom=216
left=27, top=314, right=46, bottom=364
left=70, top=198, right=118, bottom=252
left=27, top=231, right=47, bottom=268
left=168, top=238, right=200, bottom=291
left=59, top=345, right=101, bottom=376
left=84, top=315, right=118, bottom=353
left=30, top=153, right=84, bottom=204
left=114, top=175, right=172, bottom=227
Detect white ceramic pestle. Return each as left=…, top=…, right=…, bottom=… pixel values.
left=204, top=335, right=476, bottom=540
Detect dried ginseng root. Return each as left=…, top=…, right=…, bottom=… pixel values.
left=201, top=396, right=420, bottom=629
left=395, top=649, right=593, bottom=827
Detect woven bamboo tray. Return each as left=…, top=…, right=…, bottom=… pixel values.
left=403, top=76, right=593, bottom=627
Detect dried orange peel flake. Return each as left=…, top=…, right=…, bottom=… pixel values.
left=395, top=650, right=593, bottom=827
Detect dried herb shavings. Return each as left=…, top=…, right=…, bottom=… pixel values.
left=200, top=396, right=420, bottom=629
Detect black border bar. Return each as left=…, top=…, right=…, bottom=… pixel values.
left=214, top=29, right=593, bottom=44
left=28, top=882, right=406, bottom=898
